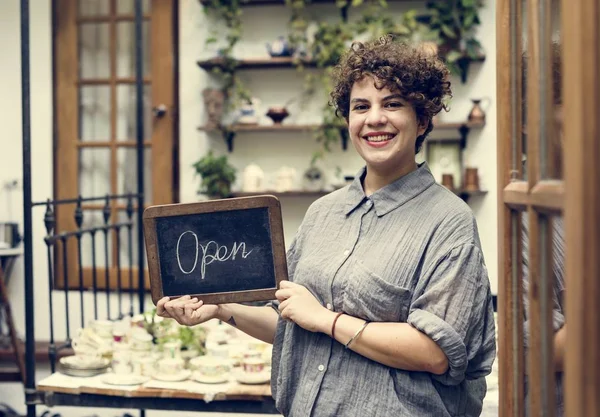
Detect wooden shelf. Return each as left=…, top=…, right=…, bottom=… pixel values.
left=198, top=120, right=484, bottom=151
left=231, top=191, right=330, bottom=198
left=197, top=57, right=317, bottom=71
left=230, top=189, right=487, bottom=201
left=199, top=0, right=410, bottom=6
left=457, top=189, right=488, bottom=201
left=197, top=55, right=485, bottom=75
left=198, top=124, right=322, bottom=133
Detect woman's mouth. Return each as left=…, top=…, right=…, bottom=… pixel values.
left=362, top=133, right=396, bottom=147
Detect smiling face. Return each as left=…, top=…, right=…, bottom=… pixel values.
left=348, top=76, right=427, bottom=183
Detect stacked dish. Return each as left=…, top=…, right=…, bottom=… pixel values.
left=58, top=355, right=110, bottom=377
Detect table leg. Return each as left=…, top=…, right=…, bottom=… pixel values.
left=0, top=262, right=26, bottom=383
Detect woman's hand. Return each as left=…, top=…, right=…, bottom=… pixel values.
left=275, top=281, right=333, bottom=333
left=156, top=295, right=219, bottom=326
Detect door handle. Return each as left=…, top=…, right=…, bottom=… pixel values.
left=153, top=104, right=168, bottom=118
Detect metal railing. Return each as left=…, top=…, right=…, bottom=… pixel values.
left=32, top=194, right=143, bottom=373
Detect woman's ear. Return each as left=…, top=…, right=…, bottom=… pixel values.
left=417, top=117, right=428, bottom=137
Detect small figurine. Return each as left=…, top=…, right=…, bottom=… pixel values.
left=266, top=36, right=295, bottom=58
left=242, top=163, right=265, bottom=192
left=275, top=166, right=297, bottom=192
left=237, top=97, right=261, bottom=125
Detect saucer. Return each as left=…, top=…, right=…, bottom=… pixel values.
left=60, top=355, right=110, bottom=370
left=233, top=370, right=270, bottom=385
left=102, top=373, right=149, bottom=386
left=58, top=364, right=108, bottom=378
left=192, top=371, right=230, bottom=384
left=152, top=369, right=191, bottom=382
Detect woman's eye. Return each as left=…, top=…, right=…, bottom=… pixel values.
left=353, top=105, right=368, bottom=111
left=385, top=102, right=403, bottom=108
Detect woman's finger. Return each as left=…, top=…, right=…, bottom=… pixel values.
left=156, top=296, right=171, bottom=317
left=278, top=298, right=290, bottom=313
left=275, top=288, right=293, bottom=301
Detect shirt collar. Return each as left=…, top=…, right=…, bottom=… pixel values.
left=344, top=162, right=436, bottom=217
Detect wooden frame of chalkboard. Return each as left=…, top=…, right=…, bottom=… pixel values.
left=143, top=195, right=288, bottom=305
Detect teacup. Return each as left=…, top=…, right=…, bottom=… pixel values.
left=242, top=349, right=262, bottom=360
left=111, top=348, right=132, bottom=374
left=92, top=320, right=114, bottom=338
left=132, top=356, right=157, bottom=377
left=131, top=331, right=153, bottom=351
left=207, top=344, right=229, bottom=359
left=242, top=357, right=265, bottom=374
left=157, top=357, right=185, bottom=375
left=76, top=328, right=105, bottom=348
left=163, top=340, right=182, bottom=359
left=190, top=355, right=230, bottom=378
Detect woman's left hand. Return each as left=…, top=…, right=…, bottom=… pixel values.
left=275, top=280, right=332, bottom=333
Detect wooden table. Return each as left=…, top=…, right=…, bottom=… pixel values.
left=36, top=373, right=279, bottom=414
left=0, top=247, right=25, bottom=383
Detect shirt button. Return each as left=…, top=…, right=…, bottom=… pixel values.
left=365, top=199, right=372, bottom=207
left=326, top=303, right=333, bottom=310
left=318, top=364, right=325, bottom=372
left=343, top=249, right=350, bottom=256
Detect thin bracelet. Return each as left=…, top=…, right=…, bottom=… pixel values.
left=344, top=320, right=370, bottom=349
left=331, top=312, right=344, bottom=340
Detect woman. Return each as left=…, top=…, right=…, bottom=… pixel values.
left=158, top=36, right=496, bottom=417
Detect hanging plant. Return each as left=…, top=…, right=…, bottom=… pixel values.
left=202, top=0, right=251, bottom=108
left=423, top=0, right=485, bottom=75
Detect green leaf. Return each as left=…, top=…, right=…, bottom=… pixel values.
left=441, top=24, right=457, bottom=39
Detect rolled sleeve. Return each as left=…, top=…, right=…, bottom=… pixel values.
left=408, top=308, right=467, bottom=383
left=407, top=244, right=496, bottom=386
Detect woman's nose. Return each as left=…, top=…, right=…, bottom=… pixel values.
left=366, top=107, right=387, bottom=126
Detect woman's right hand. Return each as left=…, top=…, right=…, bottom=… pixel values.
left=156, top=295, right=220, bottom=326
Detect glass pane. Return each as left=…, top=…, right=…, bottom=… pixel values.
left=80, top=210, right=113, bottom=268
left=550, top=214, right=566, bottom=415
left=116, top=147, right=153, bottom=202
left=78, top=0, right=109, bottom=16
left=522, top=213, right=565, bottom=416
left=79, top=23, right=110, bottom=79
left=116, top=0, right=151, bottom=14
left=117, top=210, right=148, bottom=269
left=116, top=84, right=152, bottom=141
left=545, top=0, right=563, bottom=180
left=79, top=148, right=111, bottom=196
left=79, top=86, right=111, bottom=142
left=116, top=21, right=151, bottom=78
left=520, top=0, right=528, bottom=181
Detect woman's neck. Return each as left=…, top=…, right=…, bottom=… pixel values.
left=362, top=161, right=418, bottom=196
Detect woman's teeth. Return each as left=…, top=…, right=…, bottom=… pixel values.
left=366, top=134, right=394, bottom=142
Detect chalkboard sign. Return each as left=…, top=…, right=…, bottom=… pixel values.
left=143, top=196, right=288, bottom=305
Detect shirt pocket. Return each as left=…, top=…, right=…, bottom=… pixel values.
left=342, top=259, right=411, bottom=323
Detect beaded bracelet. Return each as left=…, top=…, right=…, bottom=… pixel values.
left=331, top=312, right=344, bottom=340
left=344, top=320, right=370, bottom=349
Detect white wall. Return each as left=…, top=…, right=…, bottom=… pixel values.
left=0, top=0, right=497, bottom=413
left=179, top=0, right=498, bottom=292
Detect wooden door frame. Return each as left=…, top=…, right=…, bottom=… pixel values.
left=562, top=0, right=600, bottom=415
left=497, top=0, right=600, bottom=415
left=53, top=0, right=177, bottom=291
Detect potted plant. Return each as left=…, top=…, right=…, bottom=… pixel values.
left=192, top=151, right=237, bottom=199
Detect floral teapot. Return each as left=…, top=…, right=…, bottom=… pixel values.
left=266, top=36, right=294, bottom=57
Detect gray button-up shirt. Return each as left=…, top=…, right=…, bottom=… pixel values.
left=271, top=163, right=496, bottom=417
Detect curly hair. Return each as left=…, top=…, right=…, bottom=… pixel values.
left=329, top=36, right=452, bottom=154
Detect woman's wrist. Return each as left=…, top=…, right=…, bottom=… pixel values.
left=320, top=309, right=339, bottom=336
left=216, top=303, right=234, bottom=322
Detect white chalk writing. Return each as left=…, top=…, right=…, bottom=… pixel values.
left=175, top=231, right=254, bottom=280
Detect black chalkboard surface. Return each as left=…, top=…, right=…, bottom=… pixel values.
left=143, top=196, right=288, bottom=305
